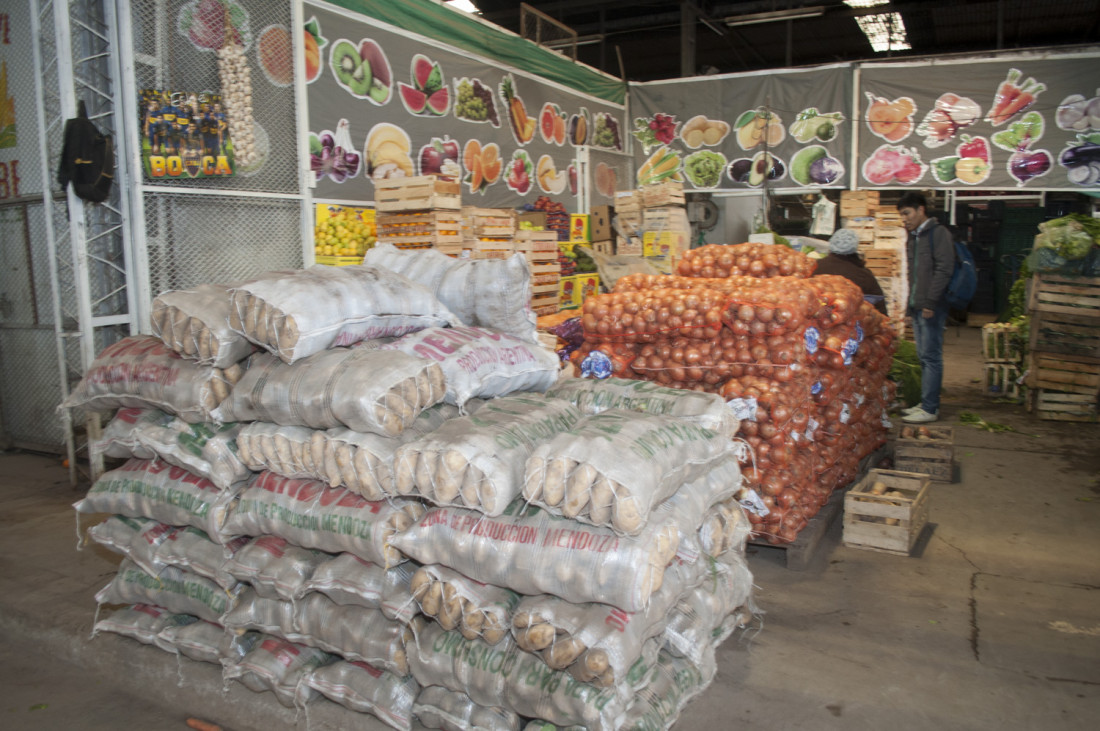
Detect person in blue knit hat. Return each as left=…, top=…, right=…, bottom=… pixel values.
left=811, top=228, right=888, bottom=315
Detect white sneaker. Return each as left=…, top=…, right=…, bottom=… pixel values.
left=902, top=407, right=938, bottom=423
left=900, top=405, right=922, bottom=415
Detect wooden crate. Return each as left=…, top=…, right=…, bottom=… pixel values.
left=315, top=255, right=363, bottom=267
left=376, top=210, right=463, bottom=248
left=843, top=469, right=931, bottom=556
left=864, top=249, right=900, bottom=277
left=1028, top=309, right=1100, bottom=360
left=1030, top=389, right=1099, bottom=422
left=641, top=181, right=685, bottom=207
left=462, top=206, right=516, bottom=239
left=984, top=362, right=1020, bottom=398
left=840, top=190, right=880, bottom=218
left=1028, top=273, right=1100, bottom=319
left=894, top=425, right=954, bottom=482
left=375, top=176, right=461, bottom=212
left=1028, top=352, right=1100, bottom=395
left=982, top=323, right=1020, bottom=362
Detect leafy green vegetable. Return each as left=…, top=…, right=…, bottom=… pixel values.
left=890, top=340, right=922, bottom=408
left=958, top=411, right=1018, bottom=433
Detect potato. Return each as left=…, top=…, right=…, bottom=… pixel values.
left=243, top=296, right=259, bottom=336
left=870, top=481, right=888, bottom=495
left=414, top=371, right=432, bottom=410
left=336, top=444, right=357, bottom=488
left=421, top=579, right=442, bottom=616
left=459, top=604, right=484, bottom=640
left=544, top=636, right=586, bottom=669
left=563, top=464, right=596, bottom=519
left=611, top=488, right=643, bottom=534
left=410, top=569, right=431, bottom=601
left=588, top=477, right=614, bottom=525
left=437, top=449, right=466, bottom=503
left=523, top=457, right=546, bottom=502
left=377, top=402, right=404, bottom=437
left=702, top=125, right=724, bottom=145
left=352, top=448, right=382, bottom=499
left=583, top=648, right=609, bottom=675
left=180, top=319, right=198, bottom=356
left=323, top=442, right=343, bottom=486
left=210, top=373, right=230, bottom=404
left=393, top=453, right=416, bottom=495
left=517, top=622, right=556, bottom=651
left=481, top=626, right=508, bottom=645
left=309, top=432, right=327, bottom=477
left=569, top=660, right=598, bottom=683
left=235, top=433, right=255, bottom=467
left=542, top=458, right=572, bottom=506
left=438, top=585, right=462, bottom=630
left=458, top=466, right=481, bottom=507
left=684, top=128, right=705, bottom=147
left=477, top=477, right=503, bottom=515
left=278, top=314, right=299, bottom=351
left=223, top=363, right=244, bottom=385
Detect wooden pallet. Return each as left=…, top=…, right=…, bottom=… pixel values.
left=843, top=469, right=931, bottom=556
left=840, top=190, right=879, bottom=218
left=375, top=176, right=461, bottom=212
left=894, top=425, right=954, bottom=482
left=1028, top=352, right=1100, bottom=395
left=747, top=445, right=888, bottom=570
left=1028, top=309, right=1100, bottom=360
left=1028, top=273, right=1100, bottom=319
left=1029, top=389, right=1099, bottom=422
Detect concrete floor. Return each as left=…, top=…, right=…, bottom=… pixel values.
left=1, top=324, right=1098, bottom=731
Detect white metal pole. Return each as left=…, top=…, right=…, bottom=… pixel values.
left=849, top=65, right=861, bottom=191
left=294, top=0, right=316, bottom=266
left=112, top=0, right=153, bottom=332
left=29, top=0, right=76, bottom=484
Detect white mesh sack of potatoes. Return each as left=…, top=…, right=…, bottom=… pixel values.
left=544, top=376, right=740, bottom=437
left=412, top=686, right=521, bottom=731
left=523, top=410, right=737, bottom=535
left=300, top=658, right=421, bottom=731
left=213, top=348, right=446, bottom=436
left=221, top=535, right=333, bottom=603
left=227, top=264, right=458, bottom=364
left=95, top=559, right=240, bottom=623
left=365, top=244, right=537, bottom=343
left=223, top=471, right=424, bottom=568
left=151, top=283, right=255, bottom=368
left=409, top=564, right=521, bottom=645
left=94, top=407, right=251, bottom=489
left=392, top=395, right=583, bottom=516
left=223, top=635, right=332, bottom=709
left=236, top=403, right=467, bottom=499
left=390, top=498, right=679, bottom=614
left=385, top=326, right=560, bottom=410
left=298, top=553, right=419, bottom=624
left=62, top=335, right=242, bottom=422
left=75, top=458, right=248, bottom=544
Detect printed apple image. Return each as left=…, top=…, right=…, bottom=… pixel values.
left=418, top=136, right=460, bottom=177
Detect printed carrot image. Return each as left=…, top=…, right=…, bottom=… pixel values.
left=986, top=69, right=1046, bottom=127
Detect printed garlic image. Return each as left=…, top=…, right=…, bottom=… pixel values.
left=217, top=43, right=258, bottom=167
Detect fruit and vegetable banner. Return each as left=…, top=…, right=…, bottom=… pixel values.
left=628, top=65, right=853, bottom=192
left=0, top=3, right=40, bottom=198
left=304, top=2, right=626, bottom=206
left=858, top=56, right=1100, bottom=190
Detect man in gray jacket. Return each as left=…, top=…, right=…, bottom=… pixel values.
left=897, top=192, right=955, bottom=424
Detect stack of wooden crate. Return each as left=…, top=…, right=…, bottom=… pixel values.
left=1026, top=273, right=1100, bottom=422
left=981, top=322, right=1020, bottom=398
left=839, top=190, right=879, bottom=219
left=374, top=176, right=462, bottom=252
left=460, top=207, right=515, bottom=257
left=470, top=229, right=561, bottom=317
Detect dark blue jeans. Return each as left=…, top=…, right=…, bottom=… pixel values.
left=910, top=306, right=947, bottom=414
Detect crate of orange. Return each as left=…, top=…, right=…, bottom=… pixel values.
left=375, top=176, right=461, bottom=212
left=376, top=210, right=462, bottom=248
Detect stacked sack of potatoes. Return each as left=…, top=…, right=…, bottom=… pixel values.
left=569, top=243, right=897, bottom=546
left=73, top=251, right=754, bottom=730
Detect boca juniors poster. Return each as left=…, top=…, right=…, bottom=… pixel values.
left=140, top=89, right=235, bottom=178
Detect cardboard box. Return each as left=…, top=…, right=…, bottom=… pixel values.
left=643, top=230, right=689, bottom=258
left=589, top=205, right=612, bottom=242
left=617, top=236, right=643, bottom=257
left=558, top=272, right=601, bottom=309
left=518, top=212, right=547, bottom=228
left=569, top=214, right=590, bottom=243
left=591, top=240, right=614, bottom=256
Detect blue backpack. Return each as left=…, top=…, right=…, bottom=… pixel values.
left=944, top=237, right=977, bottom=310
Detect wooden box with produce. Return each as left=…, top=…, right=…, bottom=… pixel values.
left=461, top=206, right=515, bottom=240
left=843, top=469, right=931, bottom=556
left=375, top=175, right=461, bottom=212
left=376, top=210, right=462, bottom=249
left=894, top=425, right=954, bottom=482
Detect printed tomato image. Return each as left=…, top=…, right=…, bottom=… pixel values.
left=862, top=144, right=926, bottom=185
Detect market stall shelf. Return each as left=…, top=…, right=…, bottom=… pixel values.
left=843, top=469, right=931, bottom=556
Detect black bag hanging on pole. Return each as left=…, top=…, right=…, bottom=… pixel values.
left=57, top=100, right=115, bottom=203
